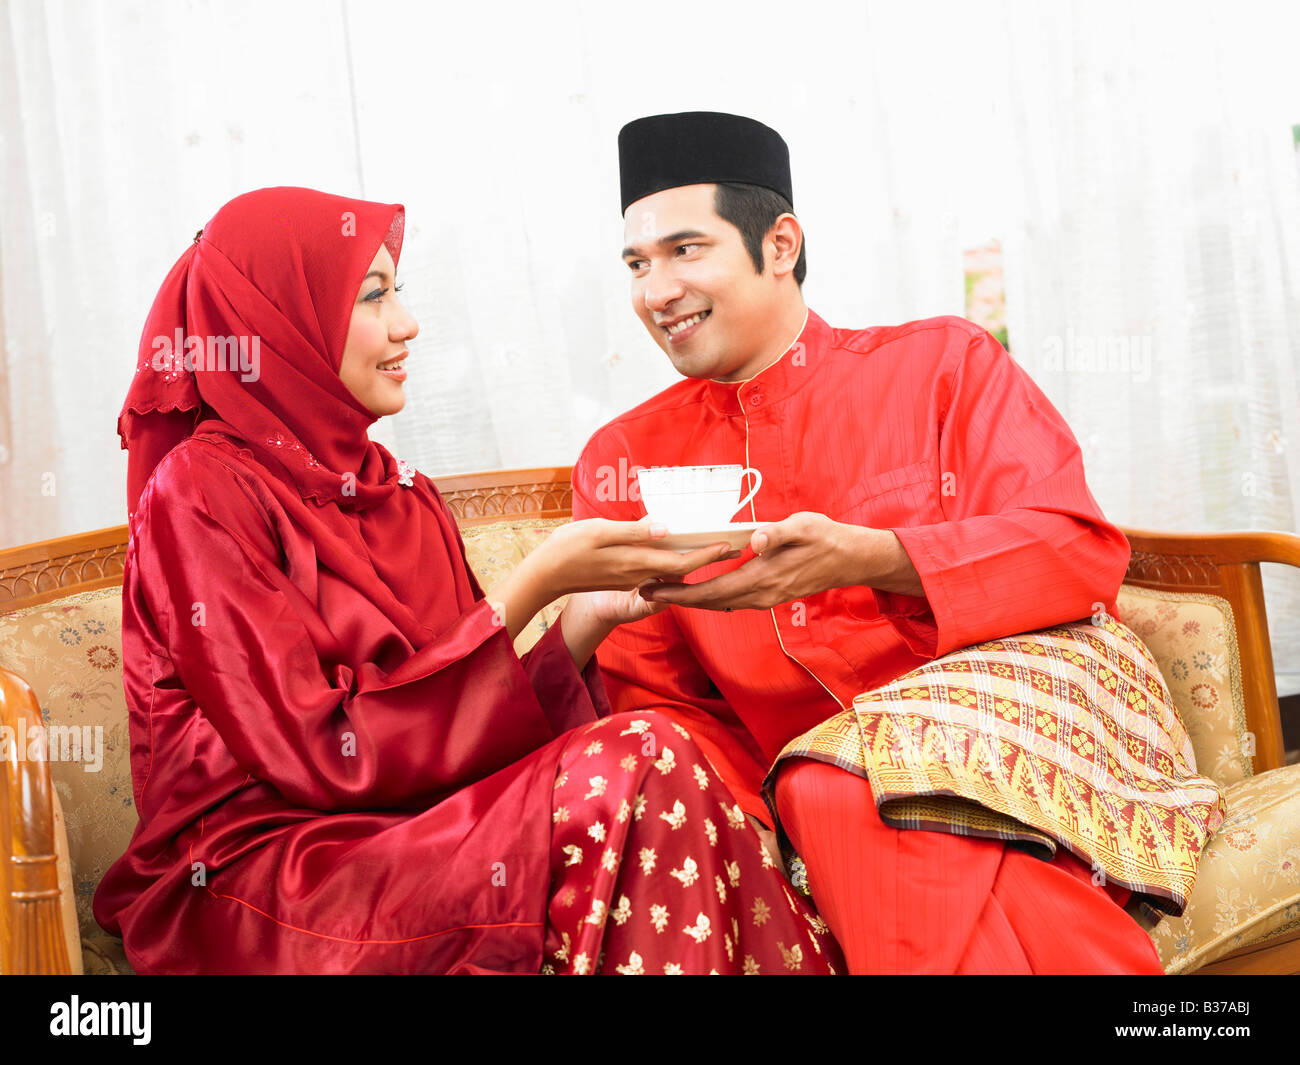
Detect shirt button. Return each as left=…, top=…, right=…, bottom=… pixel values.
left=748, top=392, right=763, bottom=406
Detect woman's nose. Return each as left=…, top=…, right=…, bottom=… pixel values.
left=393, top=304, right=419, bottom=342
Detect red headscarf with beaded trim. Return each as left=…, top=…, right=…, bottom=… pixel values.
left=116, top=187, right=484, bottom=649
left=119, top=186, right=406, bottom=519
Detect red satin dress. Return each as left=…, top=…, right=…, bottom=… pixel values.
left=92, top=432, right=841, bottom=974
left=571, top=311, right=1163, bottom=973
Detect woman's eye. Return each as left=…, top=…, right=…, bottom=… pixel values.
left=394, top=282, right=404, bottom=293
left=364, top=287, right=389, bottom=302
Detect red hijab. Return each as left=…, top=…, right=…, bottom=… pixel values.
left=120, top=186, right=409, bottom=513
left=119, top=187, right=480, bottom=651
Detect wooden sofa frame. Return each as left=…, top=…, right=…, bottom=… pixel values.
left=2, top=467, right=1298, bottom=974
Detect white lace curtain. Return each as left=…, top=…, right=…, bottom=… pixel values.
left=996, top=0, right=1300, bottom=691
left=2, top=0, right=1297, bottom=687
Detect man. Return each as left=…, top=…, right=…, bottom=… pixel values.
left=570, top=111, right=1165, bottom=973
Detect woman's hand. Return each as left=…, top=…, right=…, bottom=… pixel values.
left=571, top=585, right=668, bottom=627
left=555, top=587, right=671, bottom=668
left=486, top=517, right=736, bottom=650
left=534, top=516, right=739, bottom=600
left=546, top=521, right=739, bottom=668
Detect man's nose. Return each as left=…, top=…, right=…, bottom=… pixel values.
left=642, top=268, right=685, bottom=314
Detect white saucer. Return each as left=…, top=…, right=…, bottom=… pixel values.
left=656, top=522, right=760, bottom=553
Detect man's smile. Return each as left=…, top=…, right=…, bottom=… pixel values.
left=659, top=309, right=711, bottom=343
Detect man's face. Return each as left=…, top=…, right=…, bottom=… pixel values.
left=621, top=183, right=778, bottom=383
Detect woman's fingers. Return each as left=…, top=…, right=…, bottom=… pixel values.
left=632, top=541, right=734, bottom=577
left=583, top=515, right=685, bottom=547
left=585, top=519, right=746, bottom=563
left=627, top=586, right=670, bottom=620
left=678, top=542, right=733, bottom=572
left=561, top=519, right=741, bottom=588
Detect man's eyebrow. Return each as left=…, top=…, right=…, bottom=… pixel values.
left=621, top=230, right=710, bottom=258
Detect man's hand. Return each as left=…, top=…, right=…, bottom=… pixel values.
left=638, top=511, right=924, bottom=611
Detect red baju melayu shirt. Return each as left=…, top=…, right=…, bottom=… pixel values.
left=572, top=311, right=1131, bottom=823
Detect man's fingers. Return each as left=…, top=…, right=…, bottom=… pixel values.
left=751, top=523, right=780, bottom=555
left=672, top=541, right=738, bottom=573
left=641, top=567, right=755, bottom=609
left=625, top=542, right=730, bottom=578
left=750, top=513, right=819, bottom=554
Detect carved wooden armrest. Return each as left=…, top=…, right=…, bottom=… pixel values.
left=0, top=667, right=72, bottom=973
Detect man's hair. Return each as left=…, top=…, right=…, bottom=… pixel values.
left=713, top=182, right=806, bottom=287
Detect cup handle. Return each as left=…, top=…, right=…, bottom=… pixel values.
left=730, top=468, right=763, bottom=521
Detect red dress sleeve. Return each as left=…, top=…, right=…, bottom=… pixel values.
left=130, top=444, right=602, bottom=814
left=420, top=475, right=610, bottom=734
left=873, top=325, right=1132, bottom=659
left=517, top=613, right=611, bottom=734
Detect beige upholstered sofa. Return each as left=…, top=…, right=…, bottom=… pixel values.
left=2, top=467, right=1298, bottom=975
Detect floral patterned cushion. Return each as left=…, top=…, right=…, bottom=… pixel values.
left=459, top=518, right=571, bottom=654
left=80, top=933, right=134, bottom=976
left=49, top=786, right=84, bottom=975
left=0, top=587, right=135, bottom=974
left=1116, top=585, right=1252, bottom=786
left=1142, top=762, right=1300, bottom=973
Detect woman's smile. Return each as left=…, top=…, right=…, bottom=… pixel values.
left=377, top=351, right=408, bottom=381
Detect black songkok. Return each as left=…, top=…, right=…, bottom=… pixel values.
left=617, top=111, right=792, bottom=215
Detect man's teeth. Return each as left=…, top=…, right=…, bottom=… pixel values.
left=666, top=311, right=709, bottom=335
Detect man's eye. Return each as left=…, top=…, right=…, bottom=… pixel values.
left=676, top=244, right=699, bottom=255
left=627, top=260, right=647, bottom=272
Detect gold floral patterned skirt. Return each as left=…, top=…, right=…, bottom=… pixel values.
left=544, top=711, right=843, bottom=974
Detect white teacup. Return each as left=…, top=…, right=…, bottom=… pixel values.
left=636, top=465, right=763, bottom=531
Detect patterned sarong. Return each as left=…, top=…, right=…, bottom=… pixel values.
left=764, top=615, right=1225, bottom=916
left=545, top=712, right=843, bottom=974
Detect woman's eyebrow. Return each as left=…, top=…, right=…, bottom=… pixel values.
left=362, top=269, right=390, bottom=283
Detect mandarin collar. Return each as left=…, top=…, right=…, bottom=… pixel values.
left=703, top=308, right=830, bottom=417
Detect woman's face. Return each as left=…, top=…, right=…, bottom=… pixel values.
left=338, top=244, right=418, bottom=417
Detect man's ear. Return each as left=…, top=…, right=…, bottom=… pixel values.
left=767, top=213, right=803, bottom=280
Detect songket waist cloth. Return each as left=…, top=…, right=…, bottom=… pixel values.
left=763, top=615, right=1226, bottom=917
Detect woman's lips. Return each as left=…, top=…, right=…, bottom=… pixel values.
left=377, top=354, right=407, bottom=382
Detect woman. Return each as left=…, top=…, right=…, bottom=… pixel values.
left=93, top=186, right=842, bottom=975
